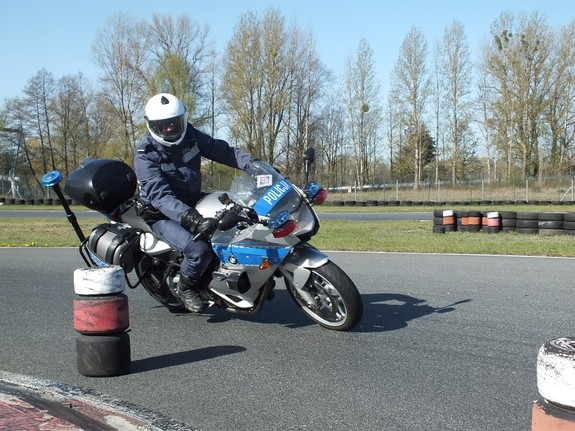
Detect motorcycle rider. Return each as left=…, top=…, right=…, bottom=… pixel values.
left=134, top=93, right=253, bottom=313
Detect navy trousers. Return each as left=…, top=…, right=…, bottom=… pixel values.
left=151, top=219, right=215, bottom=280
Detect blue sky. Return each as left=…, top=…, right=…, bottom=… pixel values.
left=1, top=0, right=573, bottom=102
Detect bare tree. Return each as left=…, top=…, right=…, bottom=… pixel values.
left=146, top=13, right=214, bottom=124
left=317, top=90, right=346, bottom=189
left=22, top=69, right=56, bottom=174
left=221, top=9, right=323, bottom=172
left=343, top=38, right=382, bottom=188
left=92, top=12, right=149, bottom=162
left=390, top=27, right=432, bottom=188
left=283, top=28, right=331, bottom=178
left=437, top=20, right=474, bottom=184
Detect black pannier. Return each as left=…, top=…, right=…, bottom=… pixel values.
left=65, top=159, right=137, bottom=213
left=87, top=223, right=142, bottom=273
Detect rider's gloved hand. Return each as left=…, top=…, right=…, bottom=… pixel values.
left=181, top=208, right=218, bottom=236
left=196, top=217, right=218, bottom=236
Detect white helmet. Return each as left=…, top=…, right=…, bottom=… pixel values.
left=144, top=93, right=188, bottom=146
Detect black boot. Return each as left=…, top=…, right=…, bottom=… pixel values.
left=177, top=274, right=206, bottom=313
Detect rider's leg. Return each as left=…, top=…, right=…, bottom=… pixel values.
left=151, top=219, right=214, bottom=312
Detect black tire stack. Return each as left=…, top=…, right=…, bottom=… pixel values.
left=516, top=212, right=540, bottom=234
left=432, top=209, right=445, bottom=233
left=564, top=213, right=575, bottom=235
left=538, top=212, right=564, bottom=236
left=73, top=266, right=131, bottom=377
left=499, top=211, right=517, bottom=233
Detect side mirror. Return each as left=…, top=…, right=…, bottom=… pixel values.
left=218, top=211, right=242, bottom=231
left=303, top=148, right=315, bottom=165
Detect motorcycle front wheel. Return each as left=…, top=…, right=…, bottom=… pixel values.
left=285, top=260, right=363, bottom=331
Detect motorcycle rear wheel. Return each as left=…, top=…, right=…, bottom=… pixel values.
left=285, top=260, right=363, bottom=331
left=137, top=260, right=187, bottom=313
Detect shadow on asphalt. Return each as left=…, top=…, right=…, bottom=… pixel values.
left=356, top=293, right=472, bottom=333
left=130, top=345, right=247, bottom=373
left=195, top=290, right=472, bottom=334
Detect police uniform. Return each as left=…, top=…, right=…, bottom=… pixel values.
left=134, top=124, right=252, bottom=281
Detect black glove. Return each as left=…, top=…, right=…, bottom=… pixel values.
left=181, top=209, right=218, bottom=236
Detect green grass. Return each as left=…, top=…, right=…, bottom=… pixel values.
left=2, top=216, right=575, bottom=257
left=311, top=220, right=575, bottom=257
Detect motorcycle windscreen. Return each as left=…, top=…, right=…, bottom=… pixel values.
left=251, top=178, right=317, bottom=237
left=252, top=178, right=295, bottom=217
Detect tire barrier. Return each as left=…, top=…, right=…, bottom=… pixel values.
left=5, top=197, right=575, bottom=206
left=539, top=212, right=565, bottom=236
left=532, top=337, right=575, bottom=430
left=432, top=210, right=575, bottom=235
left=499, top=211, right=517, bottom=232
left=73, top=266, right=131, bottom=377
left=484, top=211, right=501, bottom=234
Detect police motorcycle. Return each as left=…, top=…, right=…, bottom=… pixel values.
left=42, top=148, right=363, bottom=331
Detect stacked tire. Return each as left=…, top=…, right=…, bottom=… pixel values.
left=73, top=266, right=131, bottom=377
left=564, top=213, right=575, bottom=235
left=516, top=212, right=540, bottom=235
left=432, top=209, right=457, bottom=233
left=483, top=211, right=501, bottom=234
left=467, top=211, right=482, bottom=233
left=539, top=212, right=564, bottom=236
left=532, top=338, right=575, bottom=430
left=432, top=209, right=445, bottom=233
left=499, top=211, right=517, bottom=233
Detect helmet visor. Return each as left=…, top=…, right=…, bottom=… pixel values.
left=148, top=115, right=186, bottom=142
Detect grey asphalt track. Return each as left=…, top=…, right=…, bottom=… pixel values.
left=0, top=248, right=572, bottom=430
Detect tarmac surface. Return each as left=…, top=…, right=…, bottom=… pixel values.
left=0, top=371, right=197, bottom=431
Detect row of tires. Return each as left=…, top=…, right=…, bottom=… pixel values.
left=324, top=199, right=575, bottom=207
left=433, top=210, right=575, bottom=235
left=73, top=266, right=131, bottom=377
left=0, top=197, right=74, bottom=205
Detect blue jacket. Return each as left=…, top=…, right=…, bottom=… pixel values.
left=134, top=124, right=252, bottom=223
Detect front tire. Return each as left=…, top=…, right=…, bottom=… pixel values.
left=285, top=260, right=363, bottom=331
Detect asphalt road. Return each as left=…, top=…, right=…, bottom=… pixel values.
left=0, top=248, right=572, bottom=431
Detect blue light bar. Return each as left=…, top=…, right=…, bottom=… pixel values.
left=41, top=171, right=62, bottom=187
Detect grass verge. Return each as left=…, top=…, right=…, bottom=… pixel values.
left=1, top=217, right=575, bottom=257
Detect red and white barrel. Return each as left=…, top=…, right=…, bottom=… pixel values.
left=73, top=266, right=131, bottom=377
left=73, top=294, right=129, bottom=335
left=532, top=337, right=575, bottom=430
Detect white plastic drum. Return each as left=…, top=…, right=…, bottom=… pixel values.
left=73, top=266, right=126, bottom=296
left=537, top=337, right=575, bottom=408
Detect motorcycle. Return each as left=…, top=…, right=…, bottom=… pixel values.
left=42, top=148, right=363, bottom=331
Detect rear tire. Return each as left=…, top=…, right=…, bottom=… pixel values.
left=285, top=261, right=363, bottom=331
left=138, top=258, right=187, bottom=313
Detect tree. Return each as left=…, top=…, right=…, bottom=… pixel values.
left=343, top=39, right=382, bottom=188
left=480, top=11, right=555, bottom=180
left=146, top=13, right=214, bottom=125
left=437, top=20, right=474, bottom=184
left=92, top=12, right=149, bottom=162
left=22, top=69, right=56, bottom=174
left=547, top=21, right=575, bottom=174
left=283, top=28, right=331, bottom=179
left=317, top=91, right=346, bottom=188
left=390, top=27, right=432, bottom=188
left=221, top=7, right=326, bottom=177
